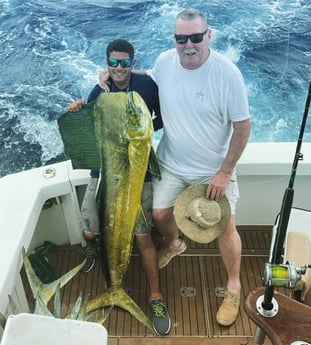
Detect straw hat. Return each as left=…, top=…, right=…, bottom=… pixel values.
left=174, top=184, right=231, bottom=243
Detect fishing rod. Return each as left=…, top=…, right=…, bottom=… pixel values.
left=261, top=82, right=311, bottom=311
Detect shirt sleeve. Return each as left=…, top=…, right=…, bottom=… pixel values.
left=87, top=84, right=104, bottom=103
left=151, top=83, right=163, bottom=131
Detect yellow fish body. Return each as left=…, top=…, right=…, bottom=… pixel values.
left=58, top=91, right=155, bottom=332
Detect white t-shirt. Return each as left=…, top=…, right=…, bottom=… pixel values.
left=149, top=48, right=250, bottom=177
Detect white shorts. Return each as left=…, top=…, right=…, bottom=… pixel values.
left=152, top=167, right=239, bottom=214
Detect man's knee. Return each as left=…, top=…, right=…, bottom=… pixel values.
left=152, top=208, right=173, bottom=223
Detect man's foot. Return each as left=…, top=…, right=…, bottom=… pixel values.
left=80, top=242, right=98, bottom=273
left=149, top=298, right=171, bottom=335
left=158, top=237, right=187, bottom=269
left=216, top=290, right=240, bottom=326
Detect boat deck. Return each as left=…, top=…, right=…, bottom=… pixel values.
left=22, top=226, right=280, bottom=345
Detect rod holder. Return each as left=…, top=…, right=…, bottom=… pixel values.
left=256, top=295, right=279, bottom=318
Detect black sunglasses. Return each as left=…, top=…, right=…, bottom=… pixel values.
left=174, top=30, right=208, bottom=44
left=107, top=57, right=133, bottom=68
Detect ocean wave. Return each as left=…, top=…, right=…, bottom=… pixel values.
left=0, top=0, right=310, bottom=175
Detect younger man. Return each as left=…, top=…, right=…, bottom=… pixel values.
left=68, top=39, right=170, bottom=335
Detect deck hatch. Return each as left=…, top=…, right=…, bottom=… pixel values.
left=180, top=286, right=196, bottom=297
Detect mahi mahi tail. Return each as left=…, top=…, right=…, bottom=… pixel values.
left=86, top=287, right=153, bottom=331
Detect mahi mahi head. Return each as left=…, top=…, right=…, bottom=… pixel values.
left=58, top=91, right=156, bottom=333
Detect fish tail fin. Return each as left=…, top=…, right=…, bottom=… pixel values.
left=23, top=247, right=85, bottom=305
left=86, top=287, right=154, bottom=334
left=115, top=289, right=154, bottom=334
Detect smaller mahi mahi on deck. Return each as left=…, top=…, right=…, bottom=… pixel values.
left=58, top=91, right=159, bottom=333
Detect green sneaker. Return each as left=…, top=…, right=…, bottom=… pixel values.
left=80, top=242, right=98, bottom=273
left=149, top=299, right=171, bottom=335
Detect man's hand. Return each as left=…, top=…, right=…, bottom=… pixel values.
left=67, top=98, right=86, bottom=112
left=206, top=171, right=232, bottom=201
left=206, top=119, right=250, bottom=201
left=98, top=70, right=110, bottom=91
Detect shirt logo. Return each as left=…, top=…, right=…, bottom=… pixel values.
left=195, top=90, right=204, bottom=101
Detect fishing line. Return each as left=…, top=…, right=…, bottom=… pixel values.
left=279, top=8, right=296, bottom=88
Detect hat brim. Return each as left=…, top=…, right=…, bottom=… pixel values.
left=174, top=184, right=231, bottom=244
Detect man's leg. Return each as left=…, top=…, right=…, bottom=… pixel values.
left=135, top=182, right=171, bottom=335
left=152, top=169, right=188, bottom=269
left=218, top=216, right=242, bottom=295
left=135, top=235, right=160, bottom=299
left=152, top=208, right=186, bottom=269
left=216, top=216, right=241, bottom=326
left=135, top=234, right=171, bottom=335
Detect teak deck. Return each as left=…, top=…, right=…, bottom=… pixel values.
left=23, top=226, right=280, bottom=345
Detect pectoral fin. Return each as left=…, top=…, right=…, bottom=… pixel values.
left=58, top=101, right=100, bottom=170
left=135, top=205, right=148, bottom=230
left=148, top=147, right=161, bottom=180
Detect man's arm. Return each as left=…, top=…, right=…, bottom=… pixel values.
left=67, top=84, right=106, bottom=112
left=67, top=98, right=86, bottom=112
left=206, top=119, right=251, bottom=200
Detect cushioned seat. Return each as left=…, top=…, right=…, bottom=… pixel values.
left=277, top=207, right=311, bottom=304
left=285, top=231, right=311, bottom=302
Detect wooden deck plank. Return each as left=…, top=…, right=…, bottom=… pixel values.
left=21, top=227, right=278, bottom=343
left=113, top=336, right=272, bottom=345
left=120, top=253, right=270, bottom=338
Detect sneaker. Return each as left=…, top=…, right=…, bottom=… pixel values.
left=149, top=299, right=171, bottom=335
left=80, top=242, right=98, bottom=273
left=158, top=237, right=187, bottom=269
left=216, top=290, right=240, bottom=326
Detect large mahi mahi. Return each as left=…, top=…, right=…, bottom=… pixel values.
left=58, top=91, right=156, bottom=333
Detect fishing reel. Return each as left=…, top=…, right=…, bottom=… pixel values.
left=262, top=261, right=309, bottom=288
left=255, top=261, right=309, bottom=319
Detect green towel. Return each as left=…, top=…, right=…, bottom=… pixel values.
left=28, top=241, right=58, bottom=284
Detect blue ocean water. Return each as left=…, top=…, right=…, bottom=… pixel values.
left=0, top=0, right=310, bottom=176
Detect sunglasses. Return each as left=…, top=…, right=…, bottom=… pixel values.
left=174, top=30, right=208, bottom=44
left=107, top=57, right=133, bottom=68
